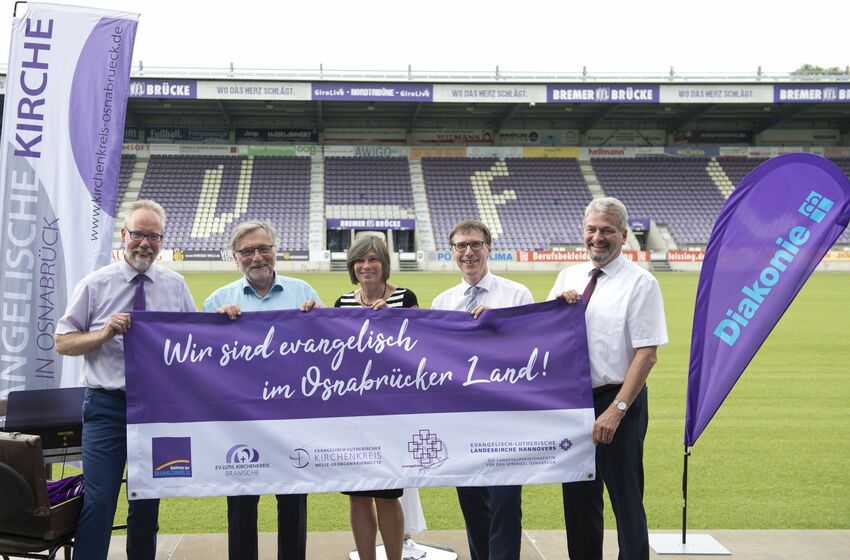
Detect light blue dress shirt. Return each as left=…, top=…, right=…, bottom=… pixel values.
left=202, top=274, right=322, bottom=313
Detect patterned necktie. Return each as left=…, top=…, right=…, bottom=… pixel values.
left=465, top=285, right=482, bottom=313
left=582, top=268, right=605, bottom=307
left=133, top=274, right=149, bottom=311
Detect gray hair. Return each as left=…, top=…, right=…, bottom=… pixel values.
left=346, top=234, right=391, bottom=284
left=449, top=220, right=492, bottom=247
left=584, top=197, right=629, bottom=232
left=229, top=221, right=278, bottom=252
left=125, top=199, right=166, bottom=230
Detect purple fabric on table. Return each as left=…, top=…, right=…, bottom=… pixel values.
left=47, top=474, right=85, bottom=506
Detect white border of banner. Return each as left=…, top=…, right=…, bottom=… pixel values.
left=128, top=409, right=595, bottom=499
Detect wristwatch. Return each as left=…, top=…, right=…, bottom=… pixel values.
left=613, top=399, right=628, bottom=413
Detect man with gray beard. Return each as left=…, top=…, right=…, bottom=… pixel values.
left=203, top=220, right=321, bottom=560
left=548, top=197, right=667, bottom=560
left=55, top=200, right=196, bottom=559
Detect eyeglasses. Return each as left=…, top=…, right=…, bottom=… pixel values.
left=235, top=245, right=274, bottom=258
left=127, top=230, right=163, bottom=243
left=452, top=241, right=486, bottom=252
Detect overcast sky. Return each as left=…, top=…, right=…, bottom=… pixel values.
left=1, top=0, right=846, bottom=77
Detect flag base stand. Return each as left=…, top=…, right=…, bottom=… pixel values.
left=649, top=533, right=730, bottom=555
left=349, top=539, right=457, bottom=560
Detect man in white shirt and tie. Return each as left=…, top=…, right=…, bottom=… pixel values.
left=431, top=220, right=533, bottom=560
left=548, top=197, right=668, bottom=560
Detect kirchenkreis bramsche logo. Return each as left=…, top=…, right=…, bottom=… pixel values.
left=215, top=444, right=270, bottom=478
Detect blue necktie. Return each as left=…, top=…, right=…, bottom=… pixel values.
left=465, top=285, right=482, bottom=313
left=133, top=274, right=149, bottom=311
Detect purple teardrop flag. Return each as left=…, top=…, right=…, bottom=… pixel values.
left=685, top=153, right=850, bottom=446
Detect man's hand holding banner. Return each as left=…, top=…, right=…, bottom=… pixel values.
left=124, top=301, right=595, bottom=499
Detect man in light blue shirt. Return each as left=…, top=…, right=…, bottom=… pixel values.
left=203, top=220, right=321, bottom=560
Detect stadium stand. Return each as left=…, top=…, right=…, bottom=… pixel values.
left=591, top=156, right=725, bottom=247
left=136, top=155, right=311, bottom=252
left=121, top=152, right=849, bottom=254
left=716, top=157, right=768, bottom=186
left=421, top=157, right=592, bottom=250
left=324, top=156, right=414, bottom=219
left=826, top=158, right=850, bottom=244
left=717, top=156, right=850, bottom=245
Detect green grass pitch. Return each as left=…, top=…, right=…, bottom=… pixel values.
left=106, top=270, right=850, bottom=532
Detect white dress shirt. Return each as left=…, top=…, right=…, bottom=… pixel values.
left=432, top=271, right=533, bottom=311
left=56, top=259, right=196, bottom=390
left=547, top=255, right=668, bottom=387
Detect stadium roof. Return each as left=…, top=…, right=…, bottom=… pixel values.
left=2, top=70, right=850, bottom=136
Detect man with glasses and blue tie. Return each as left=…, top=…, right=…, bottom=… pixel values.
left=431, top=220, right=533, bottom=560
left=202, top=220, right=321, bottom=560
left=55, top=200, right=196, bottom=559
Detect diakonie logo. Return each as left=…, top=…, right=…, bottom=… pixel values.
left=798, top=190, right=834, bottom=223
left=151, top=437, right=192, bottom=478
left=713, top=190, right=834, bottom=347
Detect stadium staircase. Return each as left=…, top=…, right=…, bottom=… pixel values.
left=308, top=154, right=325, bottom=252
left=409, top=159, right=436, bottom=251
left=579, top=159, right=607, bottom=199
left=650, top=258, right=673, bottom=272
left=112, top=154, right=145, bottom=249
left=655, top=223, right=678, bottom=250
left=706, top=158, right=735, bottom=199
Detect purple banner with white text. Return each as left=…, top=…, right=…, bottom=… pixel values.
left=774, top=84, right=850, bottom=103
left=327, top=218, right=416, bottom=230
left=547, top=84, right=659, bottom=103
left=312, top=82, right=433, bottom=102
left=685, top=153, right=850, bottom=446
left=124, top=302, right=596, bottom=497
left=129, top=79, right=197, bottom=98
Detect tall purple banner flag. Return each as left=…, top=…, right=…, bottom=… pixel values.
left=0, top=3, right=138, bottom=396
left=685, top=153, right=850, bottom=446
left=124, top=302, right=596, bottom=498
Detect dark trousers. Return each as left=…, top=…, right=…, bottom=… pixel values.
left=75, top=389, right=159, bottom=560
left=562, top=386, right=649, bottom=560
left=456, top=485, right=522, bottom=560
left=227, top=493, right=307, bottom=560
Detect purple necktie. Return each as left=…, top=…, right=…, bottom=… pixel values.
left=133, top=274, right=149, bottom=311
left=582, top=268, right=605, bottom=307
